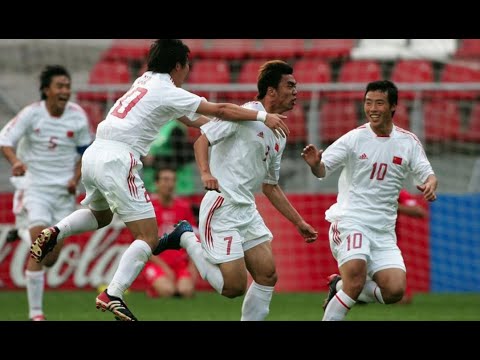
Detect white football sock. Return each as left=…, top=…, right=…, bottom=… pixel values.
left=180, top=232, right=224, bottom=294
left=357, top=280, right=385, bottom=304
left=241, top=281, right=274, bottom=321
left=322, top=289, right=355, bottom=321
left=55, top=209, right=98, bottom=242
left=107, top=240, right=151, bottom=299
left=26, top=269, right=45, bottom=319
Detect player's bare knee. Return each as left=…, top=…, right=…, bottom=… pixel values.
left=222, top=283, right=246, bottom=298
left=253, top=271, right=278, bottom=287
left=383, top=287, right=405, bottom=304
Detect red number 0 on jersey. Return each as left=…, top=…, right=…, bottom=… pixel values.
left=111, top=87, right=148, bottom=119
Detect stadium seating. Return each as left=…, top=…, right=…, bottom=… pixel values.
left=393, top=102, right=411, bottom=130
left=320, top=100, right=359, bottom=143
left=434, top=62, right=480, bottom=99
left=255, top=39, right=305, bottom=59
left=186, top=59, right=231, bottom=100
left=102, top=39, right=151, bottom=62
left=206, top=39, right=257, bottom=59
left=293, top=58, right=331, bottom=100
left=423, top=100, right=461, bottom=141
left=327, top=59, right=382, bottom=99
left=78, top=101, right=105, bottom=133
left=390, top=59, right=434, bottom=100
left=182, top=39, right=209, bottom=59
left=455, top=39, right=480, bottom=59
left=76, top=59, right=131, bottom=102
left=234, top=59, right=267, bottom=100
left=303, top=39, right=355, bottom=59
left=284, top=104, right=307, bottom=144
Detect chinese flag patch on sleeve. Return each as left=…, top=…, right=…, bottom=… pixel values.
left=67, top=130, right=74, bottom=138
left=393, top=156, right=402, bottom=165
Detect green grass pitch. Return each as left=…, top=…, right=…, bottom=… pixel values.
left=0, top=290, right=479, bottom=321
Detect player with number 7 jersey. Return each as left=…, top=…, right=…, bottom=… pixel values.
left=29, top=39, right=289, bottom=321
left=301, top=80, right=438, bottom=321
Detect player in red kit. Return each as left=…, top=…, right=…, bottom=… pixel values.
left=143, top=167, right=198, bottom=298
left=396, top=189, right=427, bottom=304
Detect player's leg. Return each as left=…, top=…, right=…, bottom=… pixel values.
left=323, top=221, right=369, bottom=321
left=93, top=144, right=156, bottom=320
left=240, top=212, right=275, bottom=321
left=368, top=228, right=406, bottom=304
left=242, top=242, right=276, bottom=321
left=24, top=192, right=57, bottom=321
left=30, top=155, right=113, bottom=263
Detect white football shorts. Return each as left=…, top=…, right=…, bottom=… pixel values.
left=199, top=191, right=272, bottom=264
left=328, top=220, right=406, bottom=277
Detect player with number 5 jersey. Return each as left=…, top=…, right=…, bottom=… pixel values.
left=301, top=80, right=438, bottom=321
left=29, top=39, right=290, bottom=321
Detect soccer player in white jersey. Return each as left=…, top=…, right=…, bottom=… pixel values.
left=301, top=80, right=438, bottom=321
left=156, top=60, right=318, bottom=320
left=0, top=65, right=92, bottom=321
left=29, top=39, right=290, bottom=321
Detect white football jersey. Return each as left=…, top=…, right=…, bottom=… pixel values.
left=201, top=101, right=286, bottom=205
left=321, top=123, right=434, bottom=230
left=96, top=72, right=202, bottom=156
left=0, top=101, right=92, bottom=191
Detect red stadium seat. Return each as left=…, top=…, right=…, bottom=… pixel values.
left=232, top=59, right=267, bottom=101
left=303, top=39, right=355, bottom=59
left=186, top=59, right=231, bottom=100
left=182, top=39, right=209, bottom=59
left=284, top=105, right=307, bottom=144
left=390, top=60, right=434, bottom=100
left=393, top=103, right=411, bottom=130
left=78, top=101, right=105, bottom=133
left=435, top=62, right=480, bottom=99
left=294, top=59, right=331, bottom=100
left=328, top=60, right=382, bottom=100
left=102, top=39, right=151, bottom=62
left=255, top=39, right=305, bottom=59
left=207, top=39, right=257, bottom=59
left=320, top=100, right=359, bottom=143
left=77, top=60, right=132, bottom=102
left=454, top=39, right=480, bottom=59
left=423, top=100, right=461, bottom=141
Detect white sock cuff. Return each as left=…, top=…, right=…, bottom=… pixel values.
left=252, top=281, right=274, bottom=292
left=25, top=269, right=45, bottom=279
left=132, top=239, right=153, bottom=258
left=180, top=232, right=198, bottom=249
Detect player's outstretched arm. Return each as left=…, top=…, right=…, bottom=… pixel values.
left=196, top=101, right=289, bottom=138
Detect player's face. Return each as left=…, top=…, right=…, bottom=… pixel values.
left=156, top=170, right=176, bottom=198
left=45, top=75, right=71, bottom=111
left=364, top=90, right=396, bottom=131
left=274, top=74, right=297, bottom=113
